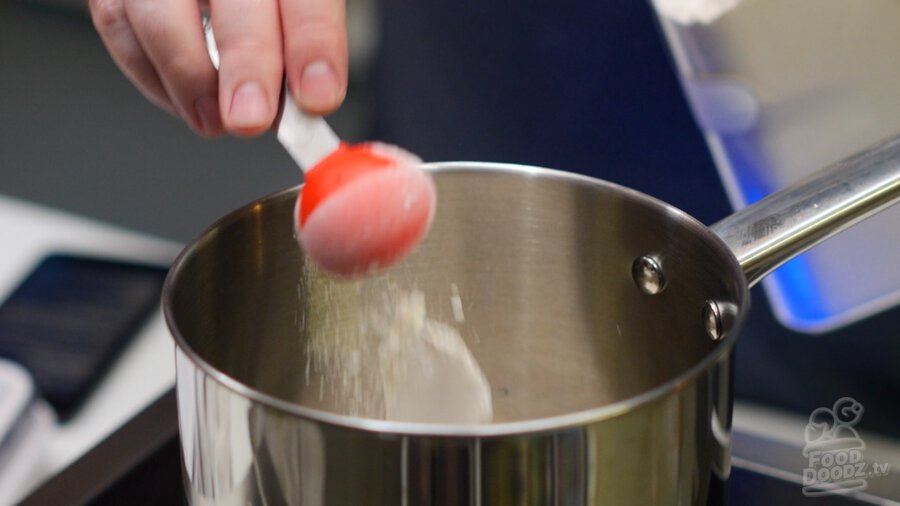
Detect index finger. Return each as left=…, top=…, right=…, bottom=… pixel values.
left=210, top=0, right=283, bottom=136
left=280, top=0, right=348, bottom=116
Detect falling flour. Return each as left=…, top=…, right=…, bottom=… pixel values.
left=374, top=289, right=492, bottom=424
left=301, top=274, right=492, bottom=424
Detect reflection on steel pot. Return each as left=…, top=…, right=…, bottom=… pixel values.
left=164, top=135, right=900, bottom=505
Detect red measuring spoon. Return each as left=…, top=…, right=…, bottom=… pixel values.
left=293, top=140, right=436, bottom=277
left=205, top=24, right=436, bottom=277
left=276, top=94, right=435, bottom=277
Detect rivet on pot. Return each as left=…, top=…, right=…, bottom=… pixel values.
left=702, top=300, right=738, bottom=341
left=632, top=255, right=666, bottom=295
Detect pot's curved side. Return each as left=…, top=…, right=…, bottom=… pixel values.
left=165, top=164, right=749, bottom=506
left=175, top=344, right=734, bottom=506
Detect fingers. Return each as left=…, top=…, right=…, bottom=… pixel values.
left=281, top=0, right=349, bottom=115
left=91, top=0, right=348, bottom=138
left=210, top=0, right=283, bottom=136
left=88, top=0, right=176, bottom=116
left=122, top=0, right=224, bottom=137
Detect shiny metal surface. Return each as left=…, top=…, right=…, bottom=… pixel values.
left=165, top=144, right=900, bottom=504
left=701, top=300, right=739, bottom=342
left=176, top=346, right=732, bottom=505
left=711, top=134, right=900, bottom=286
left=165, top=164, right=746, bottom=504
left=631, top=255, right=667, bottom=295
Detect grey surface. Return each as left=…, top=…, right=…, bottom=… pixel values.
left=0, top=2, right=366, bottom=243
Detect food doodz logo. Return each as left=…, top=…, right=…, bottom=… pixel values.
left=802, top=397, right=891, bottom=496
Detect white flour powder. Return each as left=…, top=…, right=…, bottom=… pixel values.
left=373, top=289, right=492, bottom=424
left=301, top=273, right=492, bottom=424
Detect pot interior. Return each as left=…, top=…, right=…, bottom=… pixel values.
left=166, top=164, right=747, bottom=426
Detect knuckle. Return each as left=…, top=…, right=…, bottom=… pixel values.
left=298, top=17, right=344, bottom=41
left=220, top=46, right=281, bottom=75
left=217, top=37, right=274, bottom=59
left=89, top=0, right=125, bottom=32
left=158, top=53, right=208, bottom=88
left=120, top=0, right=167, bottom=38
left=215, top=38, right=282, bottom=80
left=285, top=19, right=346, bottom=59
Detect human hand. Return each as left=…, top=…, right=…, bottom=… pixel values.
left=88, top=0, right=348, bottom=137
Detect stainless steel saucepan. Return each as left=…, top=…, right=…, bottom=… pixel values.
left=164, top=134, right=900, bottom=505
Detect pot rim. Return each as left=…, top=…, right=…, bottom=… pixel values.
left=163, top=161, right=749, bottom=437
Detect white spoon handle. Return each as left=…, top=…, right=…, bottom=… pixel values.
left=203, top=19, right=340, bottom=172
left=276, top=94, right=341, bottom=171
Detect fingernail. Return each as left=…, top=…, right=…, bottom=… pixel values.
left=229, top=81, right=270, bottom=130
left=297, top=60, right=343, bottom=112
left=194, top=95, right=222, bottom=136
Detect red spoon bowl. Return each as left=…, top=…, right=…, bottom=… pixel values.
left=296, top=142, right=437, bottom=276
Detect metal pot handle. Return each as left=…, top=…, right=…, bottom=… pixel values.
left=710, top=134, right=900, bottom=287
